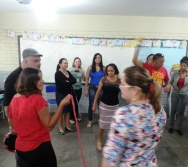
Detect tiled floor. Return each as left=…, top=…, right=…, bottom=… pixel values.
left=0, top=113, right=188, bottom=167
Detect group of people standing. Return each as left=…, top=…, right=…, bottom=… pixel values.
left=55, top=53, right=120, bottom=153
left=3, top=39, right=188, bottom=166
left=133, top=42, right=188, bottom=136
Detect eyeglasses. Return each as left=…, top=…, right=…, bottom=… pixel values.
left=119, top=85, right=133, bottom=88
left=153, top=54, right=164, bottom=60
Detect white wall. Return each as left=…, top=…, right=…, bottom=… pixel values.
left=1, top=13, right=188, bottom=33
left=0, top=13, right=187, bottom=113
left=0, top=13, right=188, bottom=71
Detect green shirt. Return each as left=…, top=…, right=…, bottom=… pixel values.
left=68, top=67, right=84, bottom=90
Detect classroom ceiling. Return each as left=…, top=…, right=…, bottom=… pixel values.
left=1, top=0, right=188, bottom=18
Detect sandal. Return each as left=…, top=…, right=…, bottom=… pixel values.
left=65, top=127, right=74, bottom=132
left=58, top=129, right=65, bottom=135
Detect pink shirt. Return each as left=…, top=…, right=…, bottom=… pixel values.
left=9, top=94, right=50, bottom=151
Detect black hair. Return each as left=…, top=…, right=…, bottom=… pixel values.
left=105, top=63, right=119, bottom=75
left=146, top=54, right=154, bottom=63
left=180, top=56, right=188, bottom=66
left=56, top=58, right=67, bottom=72
left=91, top=53, right=104, bottom=72
left=153, top=53, right=164, bottom=61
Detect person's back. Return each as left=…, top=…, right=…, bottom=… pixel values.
left=3, top=67, right=22, bottom=108
left=105, top=103, right=166, bottom=166
left=101, top=66, right=167, bottom=167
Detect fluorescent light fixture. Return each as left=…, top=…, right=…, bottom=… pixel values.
left=31, top=0, right=85, bottom=13
left=31, top=0, right=85, bottom=22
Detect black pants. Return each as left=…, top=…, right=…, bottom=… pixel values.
left=70, top=88, right=82, bottom=120
left=74, top=88, right=82, bottom=102
left=16, top=141, right=57, bottom=167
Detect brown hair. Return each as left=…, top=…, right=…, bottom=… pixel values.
left=56, top=58, right=67, bottom=72
left=146, top=54, right=154, bottom=63
left=16, top=67, right=41, bottom=97
left=72, top=57, right=82, bottom=68
left=124, top=66, right=161, bottom=114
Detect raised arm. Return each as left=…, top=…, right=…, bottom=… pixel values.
left=132, top=46, right=143, bottom=67
left=85, top=66, right=91, bottom=97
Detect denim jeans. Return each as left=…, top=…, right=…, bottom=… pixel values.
left=88, top=85, right=101, bottom=121
left=169, top=92, right=188, bottom=130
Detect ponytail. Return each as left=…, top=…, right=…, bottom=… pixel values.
left=149, top=81, right=162, bottom=114
left=56, top=58, right=67, bottom=72
left=124, top=66, right=162, bottom=114
left=56, top=64, right=60, bottom=72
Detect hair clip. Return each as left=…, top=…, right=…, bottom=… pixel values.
left=148, top=79, right=154, bottom=84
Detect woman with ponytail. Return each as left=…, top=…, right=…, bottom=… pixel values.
left=101, top=66, right=166, bottom=167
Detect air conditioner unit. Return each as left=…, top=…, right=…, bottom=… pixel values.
left=17, top=0, right=31, bottom=5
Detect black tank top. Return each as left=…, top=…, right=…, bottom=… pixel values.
left=100, top=77, right=120, bottom=105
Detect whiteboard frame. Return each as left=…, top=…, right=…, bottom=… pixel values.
left=18, top=35, right=188, bottom=84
